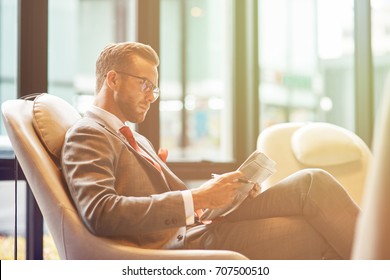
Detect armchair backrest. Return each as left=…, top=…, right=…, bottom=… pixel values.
left=1, top=93, right=246, bottom=260
left=2, top=93, right=81, bottom=258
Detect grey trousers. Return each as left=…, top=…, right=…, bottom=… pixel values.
left=185, top=169, right=360, bottom=260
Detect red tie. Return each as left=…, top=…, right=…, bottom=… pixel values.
left=119, top=126, right=162, bottom=173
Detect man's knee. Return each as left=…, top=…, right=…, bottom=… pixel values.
left=297, top=168, right=349, bottom=202
left=271, top=168, right=341, bottom=197
left=294, top=168, right=341, bottom=194
left=296, top=168, right=336, bottom=182
left=297, top=168, right=331, bottom=179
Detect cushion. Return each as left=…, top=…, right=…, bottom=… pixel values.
left=32, top=93, right=81, bottom=159
left=291, top=123, right=362, bottom=166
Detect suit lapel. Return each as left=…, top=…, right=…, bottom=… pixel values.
left=134, top=133, right=188, bottom=191
left=84, top=111, right=185, bottom=191
left=85, top=111, right=158, bottom=168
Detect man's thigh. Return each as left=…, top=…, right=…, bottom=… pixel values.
left=190, top=216, right=338, bottom=260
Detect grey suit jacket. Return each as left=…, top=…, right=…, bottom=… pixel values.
left=61, top=110, right=190, bottom=249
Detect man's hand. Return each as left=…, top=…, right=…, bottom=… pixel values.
left=248, top=182, right=261, bottom=198
left=191, top=171, right=245, bottom=211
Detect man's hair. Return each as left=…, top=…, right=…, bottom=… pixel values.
left=95, top=42, right=160, bottom=93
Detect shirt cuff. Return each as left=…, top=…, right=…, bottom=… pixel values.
left=181, top=190, right=195, bottom=225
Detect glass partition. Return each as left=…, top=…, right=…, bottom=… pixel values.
left=371, top=0, right=390, bottom=111
left=48, top=0, right=137, bottom=113
left=160, top=0, right=233, bottom=162
left=0, top=0, right=17, bottom=135
left=258, top=0, right=355, bottom=131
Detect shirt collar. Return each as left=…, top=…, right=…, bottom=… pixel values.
left=87, top=105, right=127, bottom=133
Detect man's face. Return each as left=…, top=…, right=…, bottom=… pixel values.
left=113, top=56, right=158, bottom=123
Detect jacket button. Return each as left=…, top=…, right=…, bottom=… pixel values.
left=177, top=234, right=183, bottom=241
left=165, top=219, right=170, bottom=225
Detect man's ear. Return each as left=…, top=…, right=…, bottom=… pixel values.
left=105, top=71, right=120, bottom=91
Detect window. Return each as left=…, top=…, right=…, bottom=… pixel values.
left=48, top=0, right=137, bottom=111
left=372, top=0, right=390, bottom=112
left=0, top=0, right=17, bottom=134
left=258, top=0, right=355, bottom=132
left=0, top=0, right=22, bottom=260
left=160, top=0, right=234, bottom=162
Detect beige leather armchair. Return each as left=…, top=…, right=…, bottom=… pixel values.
left=257, top=122, right=372, bottom=206
left=1, top=93, right=247, bottom=260
left=352, top=89, right=390, bottom=259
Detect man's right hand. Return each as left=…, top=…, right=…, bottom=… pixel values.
left=191, top=171, right=244, bottom=211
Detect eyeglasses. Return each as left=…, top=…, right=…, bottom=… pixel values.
left=116, top=71, right=160, bottom=102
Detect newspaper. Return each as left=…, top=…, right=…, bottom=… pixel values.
left=200, top=151, right=276, bottom=222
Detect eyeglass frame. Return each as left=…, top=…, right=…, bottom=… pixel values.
left=114, top=70, right=160, bottom=102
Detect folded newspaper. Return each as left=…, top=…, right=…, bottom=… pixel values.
left=200, top=151, right=276, bottom=222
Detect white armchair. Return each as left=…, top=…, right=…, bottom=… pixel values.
left=257, top=122, right=372, bottom=206
left=1, top=93, right=247, bottom=260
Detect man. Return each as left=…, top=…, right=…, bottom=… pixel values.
left=62, top=42, right=360, bottom=259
